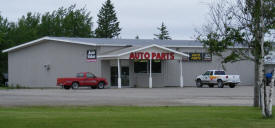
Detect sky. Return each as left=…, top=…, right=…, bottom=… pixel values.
left=0, top=0, right=211, bottom=40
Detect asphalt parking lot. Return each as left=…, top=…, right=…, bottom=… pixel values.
left=0, top=86, right=274, bottom=106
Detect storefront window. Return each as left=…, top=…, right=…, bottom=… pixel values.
left=152, top=60, right=161, bottom=73
left=134, top=60, right=161, bottom=73
left=134, top=60, right=148, bottom=73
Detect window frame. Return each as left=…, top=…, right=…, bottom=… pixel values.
left=203, top=71, right=210, bottom=75
left=86, top=73, right=95, bottom=78
left=76, top=73, right=84, bottom=78
left=210, top=71, right=213, bottom=75
left=214, top=71, right=225, bottom=75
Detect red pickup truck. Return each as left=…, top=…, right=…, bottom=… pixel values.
left=57, top=72, right=108, bottom=89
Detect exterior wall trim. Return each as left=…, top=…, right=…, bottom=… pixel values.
left=98, top=44, right=190, bottom=58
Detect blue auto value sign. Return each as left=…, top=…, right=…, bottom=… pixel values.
left=87, top=50, right=96, bottom=62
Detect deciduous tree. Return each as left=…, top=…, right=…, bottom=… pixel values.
left=39, top=5, right=93, bottom=37
left=0, top=5, right=94, bottom=76
left=196, top=0, right=274, bottom=117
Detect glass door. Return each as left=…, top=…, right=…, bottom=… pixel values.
left=111, top=66, right=129, bottom=86
left=121, top=67, right=129, bottom=86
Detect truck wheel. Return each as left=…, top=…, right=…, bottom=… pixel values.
left=217, top=80, right=224, bottom=88
left=91, top=86, right=97, bottom=89
left=64, top=86, right=71, bottom=89
left=98, top=82, right=104, bottom=89
left=208, top=84, right=214, bottom=88
left=72, top=82, right=79, bottom=89
left=196, top=79, right=203, bottom=88
left=229, top=84, right=236, bottom=88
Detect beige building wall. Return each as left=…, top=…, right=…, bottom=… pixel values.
left=8, top=40, right=255, bottom=88
left=8, top=40, right=123, bottom=87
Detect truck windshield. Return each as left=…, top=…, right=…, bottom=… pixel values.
left=215, top=71, right=225, bottom=75
left=203, top=71, right=210, bottom=75
left=76, top=73, right=84, bottom=78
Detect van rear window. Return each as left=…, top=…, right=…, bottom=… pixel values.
left=215, top=71, right=225, bottom=75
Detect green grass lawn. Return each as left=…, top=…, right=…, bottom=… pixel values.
left=0, top=106, right=274, bottom=128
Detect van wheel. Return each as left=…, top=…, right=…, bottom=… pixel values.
left=72, top=82, right=79, bottom=89
left=217, top=80, right=224, bottom=88
left=98, top=82, right=104, bottom=89
left=196, top=79, right=202, bottom=88
left=229, top=84, right=236, bottom=88
left=208, top=84, right=214, bottom=88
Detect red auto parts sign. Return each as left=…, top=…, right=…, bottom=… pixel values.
left=129, top=52, right=175, bottom=60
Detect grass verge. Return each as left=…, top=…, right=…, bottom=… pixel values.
left=0, top=106, right=274, bottom=128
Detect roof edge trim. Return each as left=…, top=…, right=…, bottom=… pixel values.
left=118, top=44, right=189, bottom=57
left=98, top=44, right=189, bottom=58
left=2, top=37, right=129, bottom=53
left=2, top=37, right=50, bottom=53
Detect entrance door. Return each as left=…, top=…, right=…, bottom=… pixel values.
left=111, top=67, right=129, bottom=86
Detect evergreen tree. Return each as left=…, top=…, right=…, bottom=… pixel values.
left=0, top=15, right=12, bottom=74
left=95, top=0, right=121, bottom=38
left=154, top=22, right=171, bottom=40
left=0, top=14, right=17, bottom=74
left=0, top=15, right=9, bottom=44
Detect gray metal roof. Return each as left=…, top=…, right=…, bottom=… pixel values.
left=49, top=36, right=203, bottom=47
left=100, top=46, right=143, bottom=56
left=2, top=36, right=203, bottom=53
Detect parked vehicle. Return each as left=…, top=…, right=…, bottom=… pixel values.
left=265, top=70, right=274, bottom=86
left=0, top=73, right=8, bottom=86
left=195, top=70, right=240, bottom=88
left=57, top=72, right=108, bottom=89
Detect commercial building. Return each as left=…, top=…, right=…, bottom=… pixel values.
left=2, top=37, right=255, bottom=88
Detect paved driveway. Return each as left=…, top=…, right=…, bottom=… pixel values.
left=0, top=86, right=273, bottom=106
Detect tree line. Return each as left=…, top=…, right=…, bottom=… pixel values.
left=0, top=4, right=95, bottom=74
left=0, top=0, right=172, bottom=74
